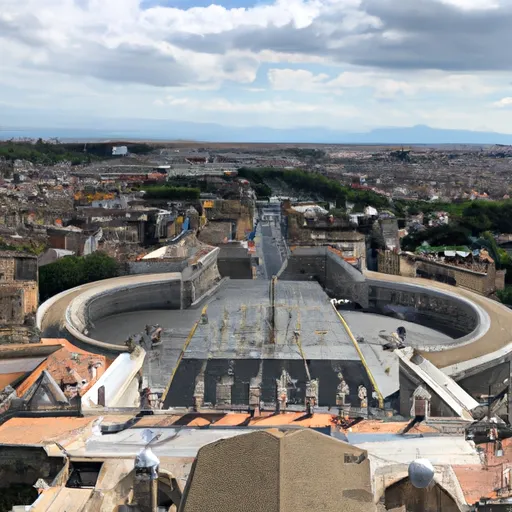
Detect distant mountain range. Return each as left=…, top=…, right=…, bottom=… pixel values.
left=1, top=115, right=511, bottom=145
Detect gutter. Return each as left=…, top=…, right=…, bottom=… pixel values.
left=330, top=301, right=385, bottom=409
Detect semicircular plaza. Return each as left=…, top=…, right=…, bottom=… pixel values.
left=38, top=251, right=512, bottom=386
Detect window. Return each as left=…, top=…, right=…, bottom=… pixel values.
left=15, top=258, right=37, bottom=281
left=66, top=461, right=103, bottom=488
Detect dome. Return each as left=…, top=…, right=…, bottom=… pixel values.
left=408, top=459, right=434, bottom=489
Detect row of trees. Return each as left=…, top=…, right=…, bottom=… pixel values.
left=395, top=199, right=512, bottom=235
left=142, top=185, right=200, bottom=200
left=0, top=140, right=155, bottom=166
left=39, top=252, right=120, bottom=301
left=237, top=167, right=389, bottom=209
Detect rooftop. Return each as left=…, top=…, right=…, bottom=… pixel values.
left=185, top=280, right=357, bottom=361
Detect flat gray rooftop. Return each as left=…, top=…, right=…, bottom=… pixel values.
left=185, top=280, right=359, bottom=361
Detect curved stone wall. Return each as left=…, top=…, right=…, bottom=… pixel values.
left=85, top=279, right=182, bottom=327
left=279, top=250, right=487, bottom=348
left=366, top=279, right=489, bottom=344
left=63, top=274, right=183, bottom=352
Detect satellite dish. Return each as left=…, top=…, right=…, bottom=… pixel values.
left=408, top=459, right=434, bottom=489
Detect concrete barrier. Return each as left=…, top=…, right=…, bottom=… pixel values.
left=64, top=274, right=183, bottom=351
left=366, top=279, right=489, bottom=347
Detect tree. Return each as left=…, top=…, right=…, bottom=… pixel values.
left=39, top=252, right=119, bottom=301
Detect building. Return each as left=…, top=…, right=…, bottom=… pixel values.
left=0, top=251, right=38, bottom=344
left=180, top=428, right=376, bottom=512
left=112, top=146, right=128, bottom=156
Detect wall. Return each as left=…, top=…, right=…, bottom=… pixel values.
left=278, top=248, right=327, bottom=283
left=496, top=270, right=507, bottom=292
left=182, top=249, right=221, bottom=307
left=401, top=254, right=499, bottom=296
left=367, top=280, right=479, bottom=339
left=399, top=363, right=458, bottom=418
left=0, top=254, right=38, bottom=344
left=325, top=250, right=369, bottom=308
left=379, top=218, right=399, bottom=251
left=378, top=251, right=400, bottom=276
left=217, top=257, right=252, bottom=279
left=279, top=247, right=368, bottom=307
left=124, top=260, right=188, bottom=275
left=86, top=280, right=182, bottom=328
left=384, top=478, right=460, bottom=512
left=0, top=447, right=63, bottom=488
left=457, top=360, right=511, bottom=399
left=398, top=254, right=417, bottom=278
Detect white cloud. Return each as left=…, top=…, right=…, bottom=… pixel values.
left=494, top=97, right=512, bottom=107
left=436, top=0, right=499, bottom=10
left=268, top=68, right=501, bottom=98
left=1, top=0, right=512, bottom=134
left=158, top=94, right=360, bottom=117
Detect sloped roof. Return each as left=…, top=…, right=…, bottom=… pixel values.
left=180, top=429, right=375, bottom=512
left=397, top=348, right=478, bottom=420
left=0, top=416, right=94, bottom=445
left=17, top=339, right=107, bottom=398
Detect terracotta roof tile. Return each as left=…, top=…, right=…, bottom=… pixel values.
left=213, top=414, right=251, bottom=426
left=135, top=415, right=183, bottom=427
left=187, top=417, right=211, bottom=427
left=453, top=465, right=500, bottom=505
left=0, top=417, right=95, bottom=445
left=17, top=339, right=107, bottom=398
left=345, top=420, right=439, bottom=434
left=248, top=413, right=335, bottom=428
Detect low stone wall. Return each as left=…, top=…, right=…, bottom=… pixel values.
left=325, top=250, right=368, bottom=308
left=399, top=254, right=501, bottom=296
left=182, top=248, right=221, bottom=306
left=278, top=249, right=327, bottom=283
left=280, top=249, right=485, bottom=343
left=366, top=279, right=484, bottom=340
left=86, top=280, right=182, bottom=325
left=278, top=247, right=368, bottom=307
left=123, top=260, right=188, bottom=275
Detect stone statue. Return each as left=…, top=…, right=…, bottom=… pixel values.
left=358, top=385, right=368, bottom=409
left=336, top=372, right=350, bottom=406
left=305, top=379, right=319, bottom=414
left=276, top=369, right=291, bottom=412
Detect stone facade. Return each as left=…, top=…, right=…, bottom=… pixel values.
left=285, top=211, right=367, bottom=268
left=399, top=253, right=503, bottom=296
left=124, top=260, right=188, bottom=275
left=367, top=280, right=478, bottom=338
left=399, top=361, right=458, bottom=418
left=0, top=252, right=38, bottom=344
left=278, top=247, right=368, bottom=307
left=202, top=200, right=254, bottom=242
left=377, top=250, right=400, bottom=276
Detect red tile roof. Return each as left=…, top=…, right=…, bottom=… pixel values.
left=17, top=339, right=107, bottom=398
left=0, top=417, right=95, bottom=445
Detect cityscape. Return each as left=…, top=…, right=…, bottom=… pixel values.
left=2, top=0, right=512, bottom=511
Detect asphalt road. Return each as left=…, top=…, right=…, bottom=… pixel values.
left=260, top=222, right=283, bottom=278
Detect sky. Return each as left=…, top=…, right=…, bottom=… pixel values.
left=1, top=0, right=512, bottom=135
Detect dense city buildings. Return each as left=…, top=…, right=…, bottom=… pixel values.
left=2, top=140, right=512, bottom=511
